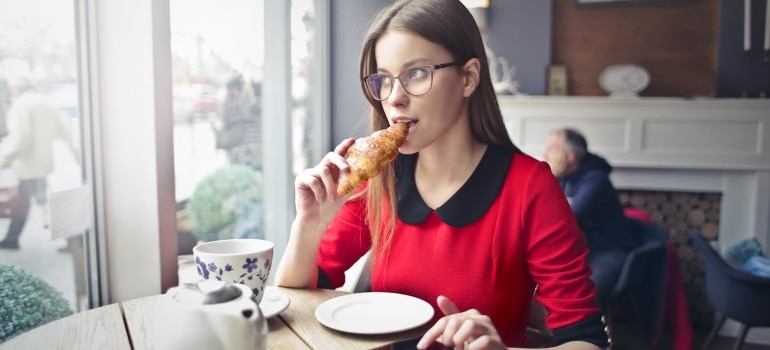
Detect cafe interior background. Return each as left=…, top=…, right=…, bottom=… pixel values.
left=0, top=0, right=769, bottom=346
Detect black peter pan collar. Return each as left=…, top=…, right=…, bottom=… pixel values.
left=396, top=144, right=515, bottom=227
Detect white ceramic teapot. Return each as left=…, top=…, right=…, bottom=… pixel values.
left=155, top=280, right=267, bottom=350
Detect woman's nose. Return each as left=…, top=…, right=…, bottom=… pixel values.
left=386, top=78, right=409, bottom=105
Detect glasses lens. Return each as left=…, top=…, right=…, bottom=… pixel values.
left=365, top=74, right=391, bottom=101
left=400, top=67, right=432, bottom=96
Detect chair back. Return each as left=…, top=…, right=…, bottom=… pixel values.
left=611, top=219, right=668, bottom=296
left=611, top=219, right=669, bottom=335
left=689, top=232, right=770, bottom=327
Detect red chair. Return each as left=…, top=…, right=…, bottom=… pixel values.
left=623, top=206, right=653, bottom=224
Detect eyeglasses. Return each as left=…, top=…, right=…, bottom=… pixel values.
left=363, top=60, right=465, bottom=101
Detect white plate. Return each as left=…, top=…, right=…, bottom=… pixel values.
left=598, top=63, right=650, bottom=96
left=260, top=286, right=290, bottom=318
left=315, top=292, right=434, bottom=334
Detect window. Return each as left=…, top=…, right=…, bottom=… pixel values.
left=171, top=0, right=328, bottom=285
left=171, top=0, right=267, bottom=284
left=0, top=0, right=92, bottom=330
left=0, top=1, right=330, bottom=340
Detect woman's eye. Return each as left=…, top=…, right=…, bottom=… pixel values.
left=378, top=76, right=392, bottom=86
left=407, top=68, right=428, bottom=80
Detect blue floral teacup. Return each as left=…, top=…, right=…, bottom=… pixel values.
left=193, top=239, right=273, bottom=304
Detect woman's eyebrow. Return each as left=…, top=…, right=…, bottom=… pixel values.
left=376, top=58, right=431, bottom=74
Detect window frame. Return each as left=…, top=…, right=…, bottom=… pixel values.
left=79, top=0, right=330, bottom=303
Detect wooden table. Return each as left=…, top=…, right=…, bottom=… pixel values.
left=0, top=287, right=430, bottom=349
left=0, top=303, right=131, bottom=349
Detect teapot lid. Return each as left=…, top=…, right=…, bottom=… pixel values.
left=172, top=280, right=244, bottom=305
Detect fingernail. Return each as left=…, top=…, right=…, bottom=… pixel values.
left=416, top=339, right=426, bottom=349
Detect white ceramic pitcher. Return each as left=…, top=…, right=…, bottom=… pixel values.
left=155, top=280, right=267, bottom=350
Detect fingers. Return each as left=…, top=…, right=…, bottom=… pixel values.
left=332, top=138, right=356, bottom=173
left=295, top=164, right=335, bottom=204
left=419, top=316, right=492, bottom=350
left=546, top=146, right=568, bottom=177
left=295, top=138, right=356, bottom=202
left=295, top=168, right=331, bottom=203
left=418, top=295, right=462, bottom=348
left=322, top=139, right=354, bottom=175
left=418, top=296, right=483, bottom=349
left=443, top=317, right=470, bottom=349
left=466, top=335, right=496, bottom=350
left=334, top=137, right=356, bottom=153
left=437, top=295, right=460, bottom=315
left=418, top=317, right=447, bottom=349
left=546, top=146, right=564, bottom=165
left=451, top=315, right=494, bottom=350
left=418, top=296, right=503, bottom=350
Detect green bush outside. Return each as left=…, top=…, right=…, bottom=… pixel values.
left=0, top=264, right=73, bottom=343
left=187, top=164, right=264, bottom=242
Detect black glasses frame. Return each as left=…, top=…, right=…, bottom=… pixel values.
left=363, top=60, right=465, bottom=101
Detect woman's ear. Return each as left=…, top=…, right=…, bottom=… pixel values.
left=462, top=58, right=482, bottom=98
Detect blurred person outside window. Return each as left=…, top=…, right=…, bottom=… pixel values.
left=0, top=77, right=79, bottom=250
left=544, top=127, right=639, bottom=309
left=216, top=72, right=262, bottom=170
left=0, top=77, right=9, bottom=140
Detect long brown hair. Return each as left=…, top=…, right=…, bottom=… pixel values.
left=358, top=0, right=519, bottom=262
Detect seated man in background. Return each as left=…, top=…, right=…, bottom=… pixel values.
left=545, top=128, right=639, bottom=308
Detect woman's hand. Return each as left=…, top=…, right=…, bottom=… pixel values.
left=275, top=138, right=357, bottom=288
left=418, top=296, right=507, bottom=350
left=294, top=138, right=356, bottom=227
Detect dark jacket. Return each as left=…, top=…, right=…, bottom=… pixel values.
left=557, top=153, right=638, bottom=252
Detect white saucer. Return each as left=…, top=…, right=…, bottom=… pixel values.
left=315, top=292, right=434, bottom=334
left=260, top=286, right=290, bottom=318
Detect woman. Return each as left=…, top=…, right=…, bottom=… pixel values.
left=275, top=1, right=608, bottom=349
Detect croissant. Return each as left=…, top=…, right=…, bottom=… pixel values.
left=337, top=122, right=409, bottom=196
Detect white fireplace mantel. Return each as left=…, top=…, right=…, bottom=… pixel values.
left=499, top=96, right=770, bottom=171
left=499, top=95, right=770, bottom=344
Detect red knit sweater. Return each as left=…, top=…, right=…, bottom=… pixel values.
left=317, top=146, right=601, bottom=347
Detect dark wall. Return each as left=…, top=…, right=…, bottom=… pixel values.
left=715, top=0, right=770, bottom=97
left=487, top=0, right=552, bottom=95
left=330, top=0, right=386, bottom=146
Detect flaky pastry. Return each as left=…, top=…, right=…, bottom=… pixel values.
left=337, top=122, right=409, bottom=196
